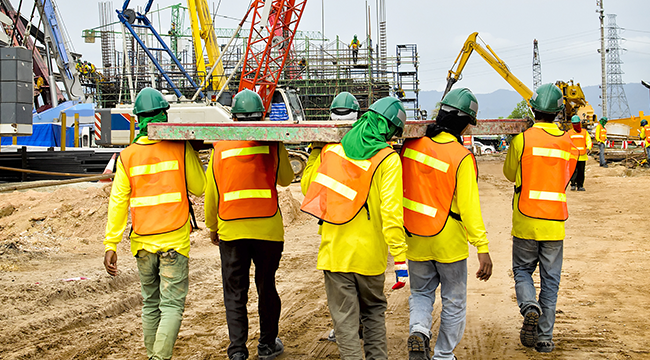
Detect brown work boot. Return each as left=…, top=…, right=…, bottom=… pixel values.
left=520, top=309, right=539, bottom=347
left=408, top=332, right=431, bottom=360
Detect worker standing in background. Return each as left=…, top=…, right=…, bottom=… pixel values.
left=639, top=119, right=650, bottom=165
left=330, top=91, right=360, bottom=121
left=595, top=117, right=608, bottom=168
left=350, top=34, right=360, bottom=64
left=568, top=115, right=592, bottom=191
left=204, top=89, right=293, bottom=360
left=103, top=87, right=206, bottom=360
left=301, top=97, right=408, bottom=360
left=503, top=83, right=578, bottom=354
left=402, top=88, right=492, bottom=360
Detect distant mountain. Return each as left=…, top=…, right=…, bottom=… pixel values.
left=419, top=83, right=650, bottom=119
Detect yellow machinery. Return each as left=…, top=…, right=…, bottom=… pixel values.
left=445, top=32, right=595, bottom=129
left=187, top=0, right=226, bottom=91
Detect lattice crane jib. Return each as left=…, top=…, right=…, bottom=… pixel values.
left=188, top=0, right=226, bottom=91
left=238, top=0, right=307, bottom=115
left=532, top=39, right=542, bottom=91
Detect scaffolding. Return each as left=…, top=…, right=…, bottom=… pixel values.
left=393, top=44, right=420, bottom=119
left=80, top=6, right=418, bottom=121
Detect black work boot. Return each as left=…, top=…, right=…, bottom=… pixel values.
left=258, top=338, right=284, bottom=360
left=520, top=309, right=539, bottom=347
left=408, top=332, right=431, bottom=360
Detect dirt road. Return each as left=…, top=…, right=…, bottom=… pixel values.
left=0, top=158, right=648, bottom=359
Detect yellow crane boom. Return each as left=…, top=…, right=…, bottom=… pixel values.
left=444, top=32, right=533, bottom=101
left=187, top=0, right=226, bottom=91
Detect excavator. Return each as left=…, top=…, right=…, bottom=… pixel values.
left=444, top=32, right=596, bottom=130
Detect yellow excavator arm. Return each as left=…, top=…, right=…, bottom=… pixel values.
left=188, top=0, right=226, bottom=91
left=445, top=32, right=533, bottom=102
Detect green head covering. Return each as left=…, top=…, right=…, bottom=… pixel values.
left=340, top=111, right=395, bottom=160
left=600, top=116, right=608, bottom=126
left=133, top=111, right=167, bottom=143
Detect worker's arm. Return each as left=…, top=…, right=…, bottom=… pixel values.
left=104, top=158, right=131, bottom=253
left=378, top=153, right=407, bottom=262
left=595, top=125, right=604, bottom=142
left=204, top=150, right=219, bottom=232
left=300, top=148, right=321, bottom=195
left=184, top=141, right=206, bottom=196
left=456, top=155, right=488, bottom=253
left=277, top=143, right=294, bottom=187
left=640, top=128, right=646, bottom=142
left=503, top=133, right=523, bottom=182
left=585, top=130, right=593, bottom=151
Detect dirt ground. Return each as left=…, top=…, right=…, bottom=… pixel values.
left=0, top=157, right=649, bottom=360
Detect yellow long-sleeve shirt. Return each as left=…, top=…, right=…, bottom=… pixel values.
left=104, top=138, right=206, bottom=257
left=204, top=142, right=293, bottom=241
left=301, top=146, right=407, bottom=276
left=503, top=122, right=567, bottom=241
left=595, top=124, right=607, bottom=143
left=406, top=132, right=489, bottom=263
left=640, top=127, right=650, bottom=148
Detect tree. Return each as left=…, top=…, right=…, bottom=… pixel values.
left=507, top=99, right=533, bottom=120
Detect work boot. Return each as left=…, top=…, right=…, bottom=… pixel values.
left=570, top=185, right=576, bottom=191
left=535, top=340, right=555, bottom=353
left=258, top=338, right=284, bottom=360
left=602, top=164, right=609, bottom=168
left=327, top=329, right=336, bottom=342
left=229, top=352, right=247, bottom=360
left=577, top=187, right=586, bottom=191
left=520, top=309, right=539, bottom=347
left=407, top=332, right=431, bottom=360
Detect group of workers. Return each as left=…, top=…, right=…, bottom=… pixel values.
left=103, top=82, right=582, bottom=360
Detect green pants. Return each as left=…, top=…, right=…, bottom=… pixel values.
left=136, top=249, right=189, bottom=360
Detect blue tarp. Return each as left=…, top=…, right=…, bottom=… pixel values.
left=1, top=123, right=76, bottom=147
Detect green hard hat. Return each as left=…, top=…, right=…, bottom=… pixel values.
left=231, top=89, right=265, bottom=116
left=440, top=88, right=479, bottom=125
left=133, top=87, right=170, bottom=115
left=529, top=83, right=564, bottom=114
left=641, top=119, right=648, bottom=126
left=368, top=97, right=407, bottom=131
left=600, top=116, right=608, bottom=126
left=330, top=92, right=360, bottom=111
left=571, top=115, right=581, bottom=123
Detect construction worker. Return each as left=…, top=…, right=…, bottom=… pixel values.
left=595, top=116, right=608, bottom=167
left=350, top=34, right=360, bottom=64
left=503, top=83, right=578, bottom=353
left=301, top=97, right=408, bottom=360
left=103, top=87, right=206, bottom=360
left=402, top=88, right=492, bottom=360
left=568, top=115, right=592, bottom=191
left=499, top=136, right=508, bottom=152
left=329, top=91, right=360, bottom=121
left=639, top=119, right=650, bottom=165
left=204, top=89, right=293, bottom=360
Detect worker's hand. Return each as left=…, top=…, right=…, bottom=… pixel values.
left=476, top=253, right=492, bottom=281
left=104, top=250, right=118, bottom=277
left=210, top=231, right=220, bottom=246
left=392, top=261, right=408, bottom=290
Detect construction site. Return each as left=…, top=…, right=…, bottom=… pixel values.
left=0, top=0, right=649, bottom=359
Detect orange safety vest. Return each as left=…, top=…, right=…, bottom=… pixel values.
left=517, top=127, right=578, bottom=221
left=567, top=128, right=588, bottom=156
left=597, top=124, right=607, bottom=142
left=401, top=137, right=477, bottom=237
left=301, top=143, right=394, bottom=224
left=644, top=125, right=650, bottom=144
left=212, top=141, right=279, bottom=221
left=120, top=141, right=189, bottom=235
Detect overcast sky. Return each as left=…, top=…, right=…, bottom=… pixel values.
left=33, top=0, right=650, bottom=95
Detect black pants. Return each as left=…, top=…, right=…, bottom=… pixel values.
left=570, top=160, right=586, bottom=188
left=219, top=239, right=283, bottom=358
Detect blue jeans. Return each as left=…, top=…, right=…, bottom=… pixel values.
left=136, top=249, right=189, bottom=360
left=512, top=237, right=563, bottom=342
left=599, top=142, right=607, bottom=166
left=409, top=259, right=467, bottom=360
left=645, top=146, right=650, bottom=163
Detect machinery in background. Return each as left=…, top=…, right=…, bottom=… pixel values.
left=187, top=0, right=226, bottom=92
left=445, top=32, right=595, bottom=130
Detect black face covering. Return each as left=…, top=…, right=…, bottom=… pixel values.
left=425, top=109, right=471, bottom=143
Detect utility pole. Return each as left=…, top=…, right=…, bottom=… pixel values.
left=597, top=0, right=607, bottom=118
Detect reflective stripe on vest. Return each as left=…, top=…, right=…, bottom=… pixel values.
left=518, top=127, right=578, bottom=221
left=120, top=141, right=189, bottom=235
left=213, top=141, right=279, bottom=221
left=568, top=129, right=588, bottom=155
left=300, top=143, right=394, bottom=224
left=645, top=125, right=650, bottom=143
left=401, top=137, right=475, bottom=236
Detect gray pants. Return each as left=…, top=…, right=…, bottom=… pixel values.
left=646, top=146, right=650, bottom=163
left=324, top=271, right=388, bottom=360
left=598, top=142, right=607, bottom=166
